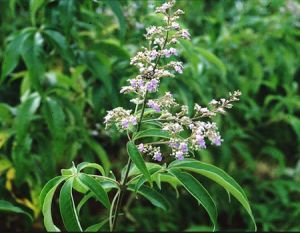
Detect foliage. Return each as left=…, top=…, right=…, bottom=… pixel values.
left=0, top=0, right=299, bottom=231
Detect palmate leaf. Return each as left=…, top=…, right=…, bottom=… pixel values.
left=169, top=159, right=256, bottom=230
left=169, top=169, right=217, bottom=230
left=59, top=177, right=83, bottom=232
left=127, top=141, right=151, bottom=183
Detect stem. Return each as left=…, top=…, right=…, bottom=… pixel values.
left=111, top=11, right=171, bottom=231
left=111, top=92, right=148, bottom=231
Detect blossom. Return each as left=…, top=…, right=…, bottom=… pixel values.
left=147, top=100, right=161, bottom=112
left=103, top=0, right=240, bottom=162
left=146, top=79, right=159, bottom=92
left=163, top=48, right=178, bottom=58
left=181, top=29, right=191, bottom=40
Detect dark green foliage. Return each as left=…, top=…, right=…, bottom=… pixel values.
left=0, top=0, right=299, bottom=231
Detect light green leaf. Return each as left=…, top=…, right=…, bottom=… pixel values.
left=133, top=128, right=171, bottom=141
left=78, top=174, right=110, bottom=209
left=127, top=141, right=151, bottom=183
left=169, top=169, right=217, bottom=230
left=41, top=176, right=66, bottom=232
left=59, top=178, right=83, bottom=232
left=77, top=162, right=105, bottom=176
left=169, top=159, right=256, bottom=230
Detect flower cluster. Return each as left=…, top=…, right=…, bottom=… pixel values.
left=104, top=0, right=241, bottom=162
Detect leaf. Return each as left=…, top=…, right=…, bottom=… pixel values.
left=40, top=176, right=66, bottom=231
left=15, top=93, right=41, bottom=142
left=133, top=128, right=171, bottom=141
left=169, top=159, right=256, bottom=230
left=30, top=0, right=45, bottom=26
left=195, top=47, right=227, bottom=78
left=43, top=97, right=66, bottom=158
left=128, top=185, right=170, bottom=211
left=85, top=136, right=110, bottom=175
left=21, top=31, right=45, bottom=92
left=0, top=200, right=33, bottom=223
left=1, top=29, right=33, bottom=82
left=84, top=218, right=109, bottom=232
left=77, top=162, right=105, bottom=176
left=43, top=29, right=72, bottom=61
left=105, top=0, right=126, bottom=39
left=169, top=169, right=217, bottom=230
left=78, top=173, right=110, bottom=209
left=59, top=178, right=83, bottom=232
left=127, top=141, right=151, bottom=183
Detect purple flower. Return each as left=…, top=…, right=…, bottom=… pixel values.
left=179, top=142, right=188, bottom=153
left=138, top=143, right=145, bottom=153
left=120, top=118, right=129, bottom=129
left=163, top=48, right=178, bottom=58
left=174, top=64, right=183, bottom=74
left=130, top=79, right=138, bottom=88
left=149, top=50, right=158, bottom=60
left=212, top=135, right=222, bottom=146
left=181, top=29, right=190, bottom=40
left=146, top=79, right=159, bottom=92
left=130, top=116, right=137, bottom=125
left=153, top=151, right=162, bottom=161
left=196, top=135, right=206, bottom=148
left=171, top=22, right=180, bottom=30
left=175, top=151, right=184, bottom=160
left=147, top=100, right=161, bottom=112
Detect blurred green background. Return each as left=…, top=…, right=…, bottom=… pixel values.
left=0, top=0, right=300, bottom=231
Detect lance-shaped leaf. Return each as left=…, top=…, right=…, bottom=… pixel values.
left=77, top=162, right=105, bottom=176
left=128, top=184, right=170, bottom=211
left=169, top=159, right=256, bottom=230
left=169, top=169, right=217, bottom=230
left=127, top=141, right=151, bottom=183
left=0, top=200, right=33, bottom=223
left=133, top=128, right=171, bottom=141
left=78, top=173, right=110, bottom=209
left=40, top=176, right=66, bottom=232
left=59, top=178, right=82, bottom=232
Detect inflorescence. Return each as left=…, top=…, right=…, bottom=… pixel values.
left=104, top=0, right=241, bottom=162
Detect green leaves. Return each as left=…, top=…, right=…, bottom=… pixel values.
left=133, top=128, right=171, bottom=141
left=0, top=200, right=33, bottom=223
left=104, top=0, right=126, bottom=39
left=40, top=176, right=66, bottom=231
left=40, top=162, right=114, bottom=232
left=21, top=31, right=45, bottom=92
left=78, top=174, right=110, bottom=209
left=1, top=29, right=33, bottom=82
left=127, top=141, right=151, bottom=183
left=169, top=169, right=217, bottom=230
left=59, top=178, right=83, bottom=231
left=169, top=159, right=256, bottom=230
left=128, top=185, right=170, bottom=212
